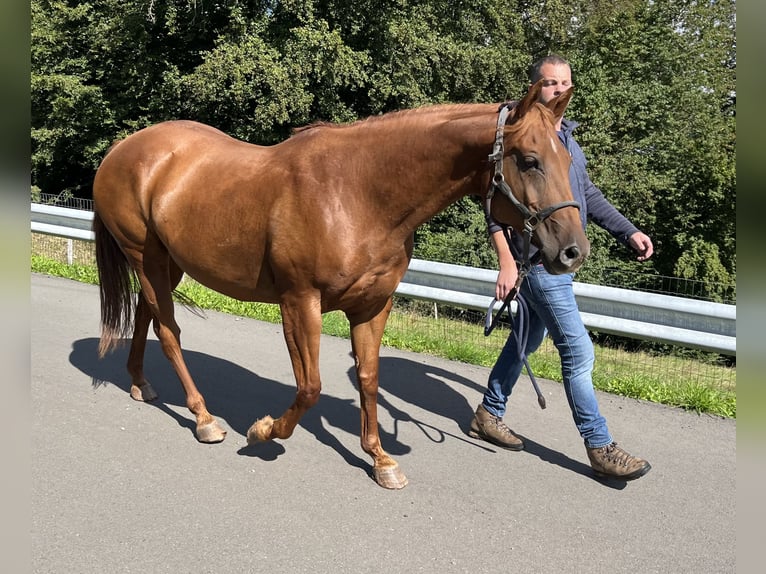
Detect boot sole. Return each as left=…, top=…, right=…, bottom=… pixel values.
left=593, top=462, right=652, bottom=481
left=468, top=429, right=524, bottom=451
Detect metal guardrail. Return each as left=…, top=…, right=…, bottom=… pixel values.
left=31, top=203, right=736, bottom=356
left=401, top=259, right=736, bottom=356
left=31, top=203, right=95, bottom=241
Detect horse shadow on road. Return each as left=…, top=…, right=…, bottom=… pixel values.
left=68, top=337, right=604, bottom=484
left=69, top=338, right=483, bottom=480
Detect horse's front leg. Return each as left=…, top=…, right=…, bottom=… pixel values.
left=349, top=298, right=408, bottom=489
left=246, top=294, right=323, bottom=444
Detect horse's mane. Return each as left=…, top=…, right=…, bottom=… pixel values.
left=290, top=103, right=492, bottom=137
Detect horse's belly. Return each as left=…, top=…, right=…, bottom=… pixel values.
left=145, top=191, right=280, bottom=300
left=178, top=262, right=281, bottom=303
left=165, top=236, right=280, bottom=303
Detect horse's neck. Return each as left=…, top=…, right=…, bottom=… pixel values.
left=365, top=113, right=494, bottom=233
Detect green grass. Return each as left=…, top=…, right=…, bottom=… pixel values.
left=32, top=255, right=100, bottom=284
left=31, top=253, right=736, bottom=419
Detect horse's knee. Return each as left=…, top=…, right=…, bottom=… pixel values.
left=356, top=364, right=379, bottom=387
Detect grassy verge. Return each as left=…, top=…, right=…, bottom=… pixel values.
left=31, top=253, right=736, bottom=419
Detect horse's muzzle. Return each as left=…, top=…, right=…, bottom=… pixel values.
left=540, top=240, right=589, bottom=275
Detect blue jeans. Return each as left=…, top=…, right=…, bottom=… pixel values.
left=482, top=264, right=612, bottom=448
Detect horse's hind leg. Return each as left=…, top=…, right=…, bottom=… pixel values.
left=126, top=261, right=184, bottom=403
left=126, top=296, right=158, bottom=402
left=246, top=293, right=323, bottom=444
left=131, top=245, right=226, bottom=443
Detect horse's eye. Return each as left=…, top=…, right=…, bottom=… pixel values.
left=519, top=155, right=538, bottom=171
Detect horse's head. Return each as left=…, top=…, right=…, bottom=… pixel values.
left=487, top=81, right=590, bottom=274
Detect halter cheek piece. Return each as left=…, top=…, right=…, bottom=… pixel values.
left=483, top=102, right=582, bottom=410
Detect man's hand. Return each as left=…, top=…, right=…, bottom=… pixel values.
left=495, top=265, right=519, bottom=300
left=628, top=231, right=654, bottom=262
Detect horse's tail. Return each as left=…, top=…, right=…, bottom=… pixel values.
left=93, top=212, right=136, bottom=358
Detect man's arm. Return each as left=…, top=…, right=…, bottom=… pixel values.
left=587, top=186, right=654, bottom=261
left=582, top=173, right=653, bottom=261
left=567, top=134, right=653, bottom=262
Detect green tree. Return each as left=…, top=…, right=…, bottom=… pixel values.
left=32, top=0, right=116, bottom=196
left=32, top=0, right=267, bottom=194
left=30, top=0, right=735, bottom=292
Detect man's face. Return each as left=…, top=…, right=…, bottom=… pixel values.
left=536, top=63, right=573, bottom=105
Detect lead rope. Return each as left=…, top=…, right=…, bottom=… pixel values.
left=512, top=291, right=547, bottom=410
left=483, top=229, right=547, bottom=410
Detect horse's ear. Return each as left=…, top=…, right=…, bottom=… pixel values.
left=546, top=87, right=574, bottom=121
left=514, top=79, right=544, bottom=118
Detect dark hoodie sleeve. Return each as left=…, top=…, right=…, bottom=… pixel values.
left=584, top=178, right=639, bottom=247
left=569, top=137, right=639, bottom=247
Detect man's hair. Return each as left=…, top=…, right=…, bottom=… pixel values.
left=529, top=54, right=571, bottom=83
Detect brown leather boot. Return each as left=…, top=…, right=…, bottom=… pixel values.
left=468, top=404, right=524, bottom=450
left=586, top=442, right=651, bottom=480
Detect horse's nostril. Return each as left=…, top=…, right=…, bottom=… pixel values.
left=561, top=245, right=580, bottom=264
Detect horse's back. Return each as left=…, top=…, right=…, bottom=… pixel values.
left=95, top=120, right=249, bottom=187
left=93, top=121, right=297, bottom=300
left=93, top=120, right=270, bottom=225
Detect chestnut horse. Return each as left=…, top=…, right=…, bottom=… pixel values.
left=92, top=81, right=588, bottom=489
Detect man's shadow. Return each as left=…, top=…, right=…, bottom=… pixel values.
left=374, top=355, right=627, bottom=489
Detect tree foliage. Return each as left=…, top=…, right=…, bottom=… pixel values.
left=31, top=0, right=736, bottom=291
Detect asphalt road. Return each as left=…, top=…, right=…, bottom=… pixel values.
left=31, top=273, right=735, bottom=573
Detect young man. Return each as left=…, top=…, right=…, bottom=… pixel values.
left=470, top=54, right=654, bottom=480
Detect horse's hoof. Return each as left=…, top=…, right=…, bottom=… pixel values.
left=130, top=382, right=158, bottom=402
left=246, top=416, right=274, bottom=445
left=197, top=420, right=227, bottom=443
left=373, top=465, right=409, bottom=490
